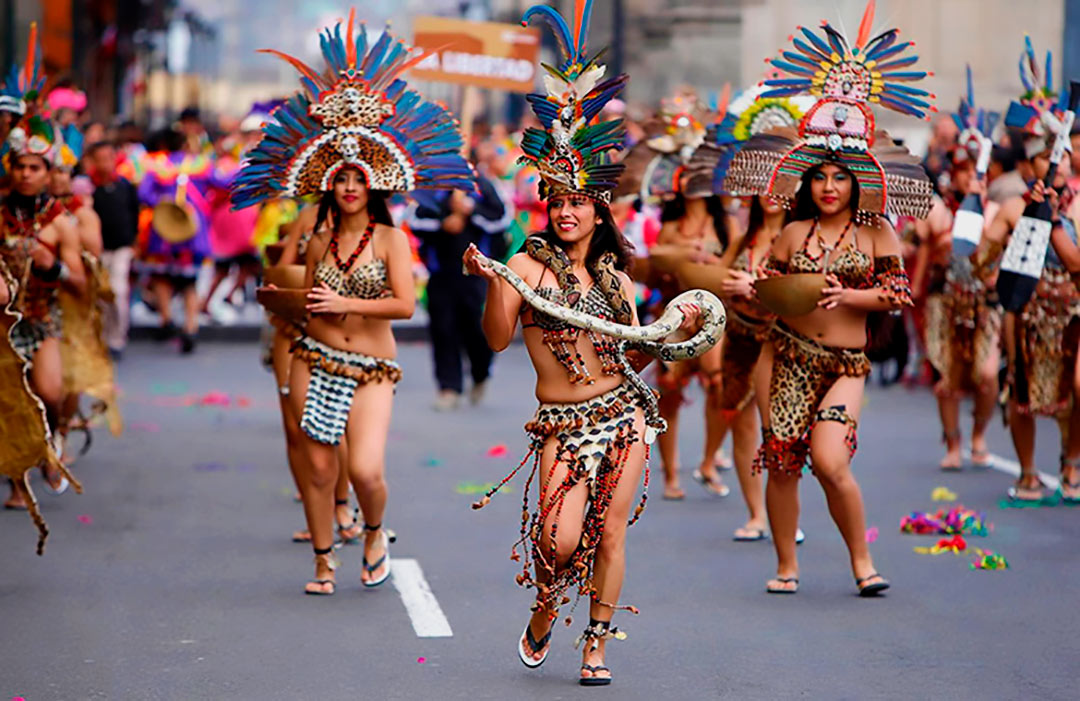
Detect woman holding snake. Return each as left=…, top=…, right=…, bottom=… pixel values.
left=232, top=15, right=474, bottom=594
left=464, top=1, right=721, bottom=686
left=723, top=2, right=932, bottom=595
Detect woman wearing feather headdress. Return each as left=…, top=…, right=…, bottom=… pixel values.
left=463, top=1, right=705, bottom=685
left=233, top=10, right=474, bottom=595
left=912, top=70, right=1000, bottom=473
left=724, top=0, right=931, bottom=595
left=976, top=38, right=1080, bottom=503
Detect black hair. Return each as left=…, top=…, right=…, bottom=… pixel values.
left=313, top=170, right=394, bottom=236
left=538, top=198, right=634, bottom=273
left=792, top=162, right=860, bottom=221
left=85, top=140, right=115, bottom=158
left=735, top=196, right=792, bottom=258
left=658, top=193, right=730, bottom=251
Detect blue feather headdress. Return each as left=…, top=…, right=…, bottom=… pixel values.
left=3, top=22, right=64, bottom=172
left=518, top=0, right=628, bottom=204
left=722, top=0, right=934, bottom=222
left=231, top=8, right=475, bottom=209
left=0, top=22, right=45, bottom=117
left=1003, top=36, right=1068, bottom=158
left=950, top=65, right=998, bottom=164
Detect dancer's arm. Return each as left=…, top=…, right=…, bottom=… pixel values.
left=464, top=244, right=525, bottom=352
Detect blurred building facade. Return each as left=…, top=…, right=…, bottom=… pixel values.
left=2, top=0, right=1078, bottom=142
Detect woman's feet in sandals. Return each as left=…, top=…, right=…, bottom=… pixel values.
left=519, top=610, right=554, bottom=668
left=734, top=520, right=768, bottom=542
left=1062, top=460, right=1080, bottom=502
left=939, top=448, right=962, bottom=472
left=1008, top=472, right=1047, bottom=502
left=662, top=478, right=685, bottom=501
left=304, top=547, right=338, bottom=596
left=714, top=446, right=733, bottom=471
left=579, top=621, right=615, bottom=686
left=336, top=500, right=362, bottom=545
left=4, top=480, right=28, bottom=510
left=766, top=571, right=799, bottom=594
left=970, top=435, right=992, bottom=469
left=855, top=572, right=890, bottom=597
left=361, top=524, right=390, bottom=587
left=692, top=462, right=730, bottom=497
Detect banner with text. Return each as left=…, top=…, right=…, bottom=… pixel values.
left=411, top=16, right=540, bottom=93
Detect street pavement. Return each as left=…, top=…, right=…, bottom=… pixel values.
left=2, top=340, right=1077, bottom=700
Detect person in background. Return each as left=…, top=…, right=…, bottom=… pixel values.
left=409, top=173, right=509, bottom=410
left=177, top=106, right=211, bottom=156
left=86, top=141, right=140, bottom=358
left=46, top=84, right=87, bottom=161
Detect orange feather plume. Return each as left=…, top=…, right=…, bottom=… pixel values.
left=573, top=0, right=587, bottom=48
left=855, top=0, right=876, bottom=50
left=716, top=83, right=732, bottom=117
left=22, top=22, right=38, bottom=91
left=345, top=7, right=357, bottom=69
left=257, top=49, right=323, bottom=87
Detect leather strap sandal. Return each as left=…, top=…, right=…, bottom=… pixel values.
left=361, top=523, right=391, bottom=588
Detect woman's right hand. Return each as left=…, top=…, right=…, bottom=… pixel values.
left=721, top=269, right=754, bottom=298
left=463, top=243, right=497, bottom=281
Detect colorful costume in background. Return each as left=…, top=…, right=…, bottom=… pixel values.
left=925, top=81, right=1002, bottom=398
left=233, top=10, right=474, bottom=446
left=993, top=41, right=1080, bottom=416
left=724, top=1, right=928, bottom=476
left=138, top=151, right=226, bottom=283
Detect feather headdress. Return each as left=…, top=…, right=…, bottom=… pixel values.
left=517, top=0, right=628, bottom=204
left=3, top=23, right=64, bottom=171
left=723, top=0, right=934, bottom=221
left=231, top=8, right=474, bottom=209
left=950, top=64, right=998, bottom=164
left=1003, top=37, right=1069, bottom=158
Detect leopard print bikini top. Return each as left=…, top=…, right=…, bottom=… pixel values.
left=789, top=220, right=873, bottom=290
left=312, top=232, right=390, bottom=300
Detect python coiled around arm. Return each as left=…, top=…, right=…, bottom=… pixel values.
left=470, top=250, right=726, bottom=361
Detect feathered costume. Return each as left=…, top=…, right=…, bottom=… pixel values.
left=723, top=0, right=934, bottom=223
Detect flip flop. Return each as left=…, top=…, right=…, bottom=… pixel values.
left=361, top=527, right=391, bottom=588
left=856, top=573, right=890, bottom=597
left=291, top=529, right=312, bottom=543
left=304, top=579, right=336, bottom=596
left=662, top=488, right=686, bottom=501
left=580, top=664, right=612, bottom=686
left=970, top=450, right=992, bottom=469
left=692, top=469, right=730, bottom=497
left=518, top=621, right=552, bottom=669
left=766, top=577, right=799, bottom=594
left=734, top=527, right=767, bottom=542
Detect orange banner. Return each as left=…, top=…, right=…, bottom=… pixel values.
left=411, top=16, right=540, bottom=93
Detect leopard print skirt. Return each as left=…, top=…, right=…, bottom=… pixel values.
left=1009, top=292, right=1080, bottom=417
left=718, top=312, right=772, bottom=416
left=755, top=323, right=870, bottom=477
left=924, top=290, right=1001, bottom=397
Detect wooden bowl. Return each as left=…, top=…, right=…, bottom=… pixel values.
left=753, top=273, right=827, bottom=317
left=264, top=243, right=286, bottom=266
left=263, top=264, right=306, bottom=289
left=257, top=287, right=309, bottom=326
left=675, top=260, right=727, bottom=297
left=647, top=244, right=692, bottom=275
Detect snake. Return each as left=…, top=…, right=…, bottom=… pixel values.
left=468, top=249, right=727, bottom=440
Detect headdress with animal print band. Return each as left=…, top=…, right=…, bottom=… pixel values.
left=231, top=8, right=475, bottom=209
left=722, top=0, right=935, bottom=222
left=518, top=0, right=629, bottom=205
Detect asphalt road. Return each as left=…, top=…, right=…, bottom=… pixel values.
left=2, top=340, right=1077, bottom=700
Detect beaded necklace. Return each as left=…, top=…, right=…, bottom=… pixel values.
left=328, top=220, right=375, bottom=274
left=806, top=217, right=855, bottom=271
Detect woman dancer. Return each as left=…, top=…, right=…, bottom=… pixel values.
left=465, top=2, right=722, bottom=685
left=232, top=13, right=474, bottom=594
left=724, top=1, right=932, bottom=594
left=687, top=82, right=813, bottom=537
left=267, top=206, right=359, bottom=544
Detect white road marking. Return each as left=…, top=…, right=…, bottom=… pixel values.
left=961, top=450, right=1061, bottom=490
left=392, top=558, right=453, bottom=638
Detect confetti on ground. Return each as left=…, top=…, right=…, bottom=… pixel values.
left=900, top=505, right=990, bottom=536
left=130, top=421, right=161, bottom=433
left=200, top=391, right=232, bottom=407
left=971, top=548, right=1009, bottom=570
left=236, top=396, right=252, bottom=408
left=77, top=515, right=93, bottom=525
left=913, top=535, right=967, bottom=555
left=456, top=481, right=498, bottom=495
left=422, top=457, right=443, bottom=468
left=931, top=486, right=957, bottom=502
left=486, top=444, right=508, bottom=458
left=150, top=382, right=188, bottom=395
left=417, top=657, right=426, bottom=664
left=865, top=527, right=879, bottom=543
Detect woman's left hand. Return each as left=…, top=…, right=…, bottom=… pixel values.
left=818, top=273, right=848, bottom=310
left=306, top=283, right=352, bottom=315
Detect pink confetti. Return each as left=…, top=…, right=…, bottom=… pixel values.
left=865, top=527, right=879, bottom=543
left=236, top=396, right=252, bottom=408
left=200, top=391, right=231, bottom=407
left=417, top=657, right=426, bottom=664
left=77, top=515, right=93, bottom=525
left=487, top=444, right=508, bottom=458
left=14, top=696, right=27, bottom=700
